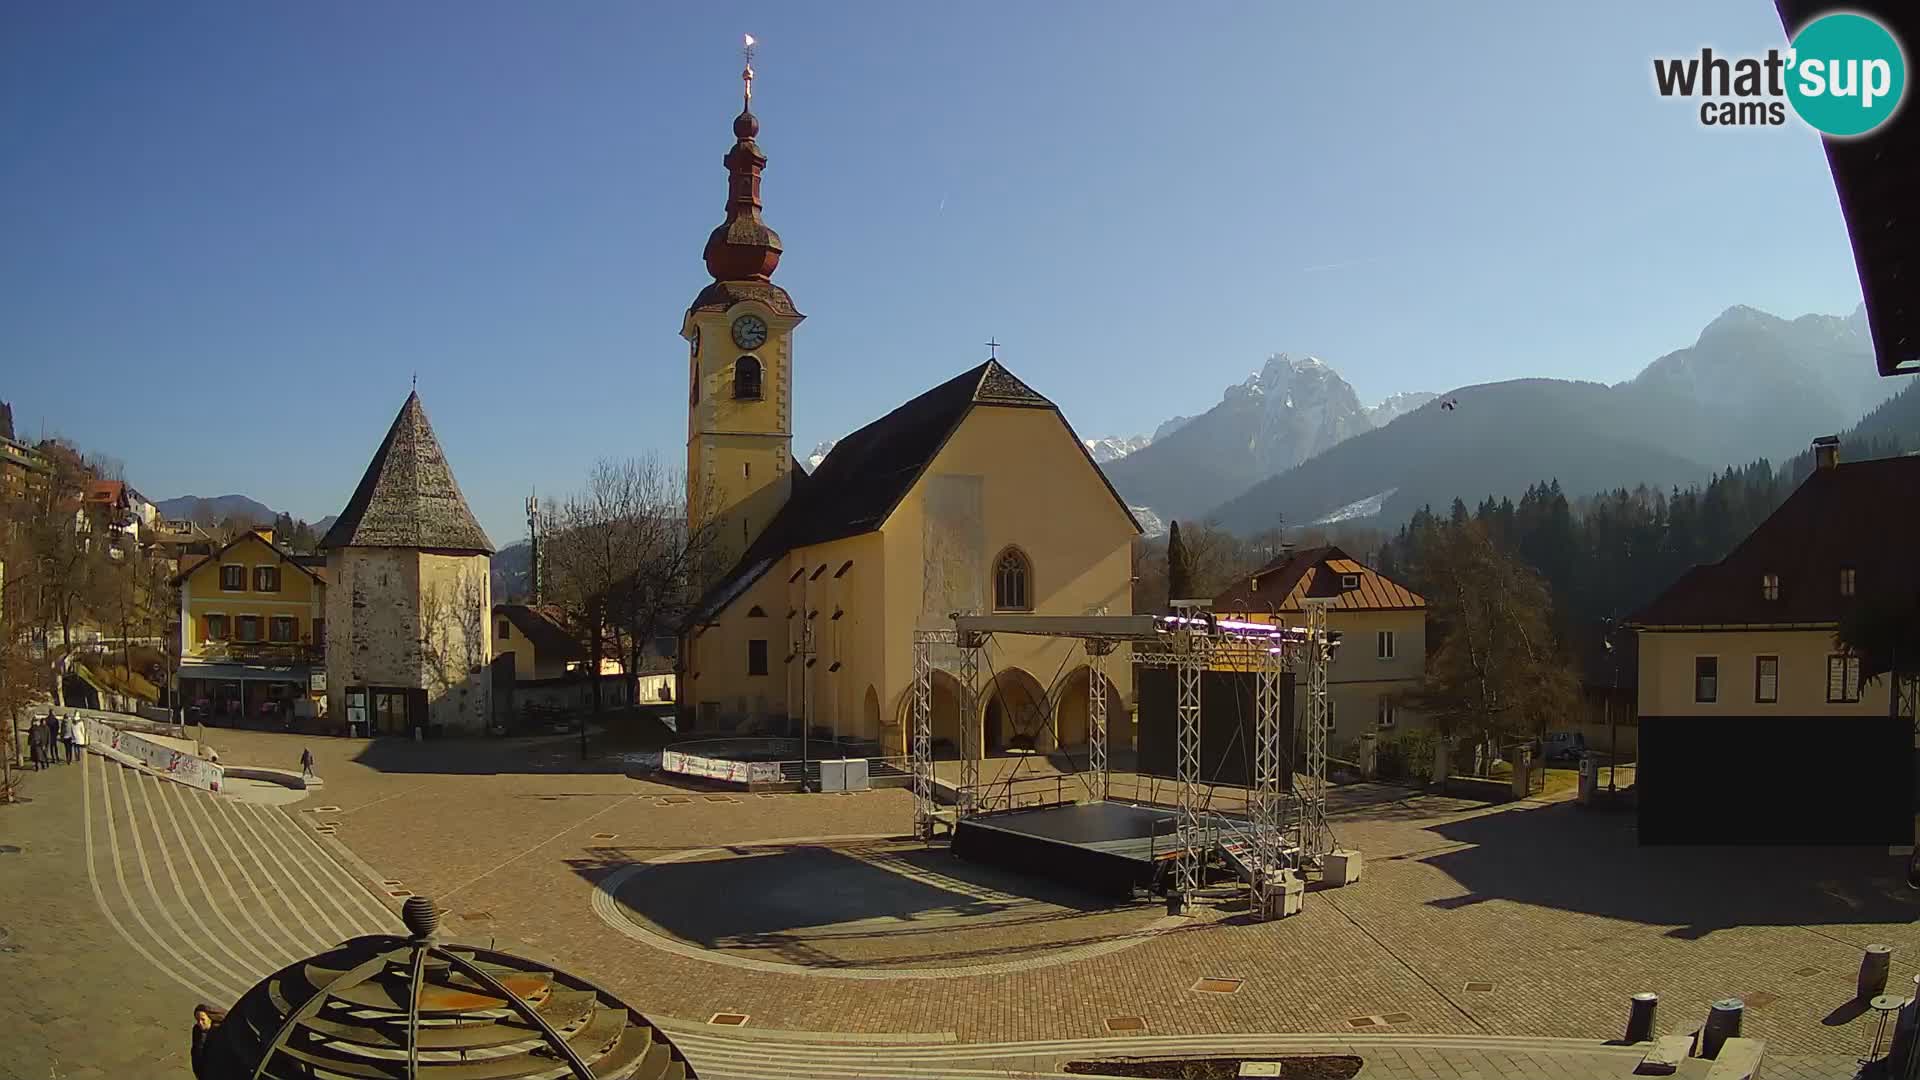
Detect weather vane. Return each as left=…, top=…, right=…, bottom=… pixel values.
left=742, top=34, right=756, bottom=108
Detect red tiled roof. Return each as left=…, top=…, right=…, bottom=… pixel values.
left=1632, top=454, right=1920, bottom=627
left=1213, top=545, right=1425, bottom=614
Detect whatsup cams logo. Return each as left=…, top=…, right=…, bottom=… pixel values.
left=1653, top=11, right=1907, bottom=136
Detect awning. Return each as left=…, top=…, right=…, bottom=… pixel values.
left=178, top=662, right=312, bottom=682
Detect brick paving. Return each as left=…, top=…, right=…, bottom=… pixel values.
left=5, top=726, right=1905, bottom=1078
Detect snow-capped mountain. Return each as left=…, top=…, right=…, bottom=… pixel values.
left=1083, top=435, right=1152, bottom=463
left=1103, top=354, right=1382, bottom=523
left=804, top=440, right=837, bottom=470
left=1365, top=393, right=1438, bottom=428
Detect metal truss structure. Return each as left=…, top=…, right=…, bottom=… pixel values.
left=909, top=609, right=1336, bottom=921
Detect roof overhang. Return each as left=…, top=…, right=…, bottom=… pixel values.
left=1775, top=0, right=1918, bottom=376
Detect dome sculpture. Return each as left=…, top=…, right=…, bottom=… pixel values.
left=195, top=896, right=696, bottom=1079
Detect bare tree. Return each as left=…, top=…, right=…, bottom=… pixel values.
left=419, top=566, right=489, bottom=713
left=10, top=446, right=103, bottom=704
left=544, top=457, right=721, bottom=743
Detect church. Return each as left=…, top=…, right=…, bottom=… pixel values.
left=678, top=57, right=1139, bottom=759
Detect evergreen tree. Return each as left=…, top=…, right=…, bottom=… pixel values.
left=1166, top=520, right=1192, bottom=603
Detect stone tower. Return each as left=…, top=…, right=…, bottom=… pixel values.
left=320, top=392, right=495, bottom=736
left=682, top=45, right=805, bottom=582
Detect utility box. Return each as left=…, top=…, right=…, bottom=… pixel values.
left=819, top=759, right=846, bottom=793
left=1326, top=849, right=1364, bottom=886
left=1578, top=754, right=1597, bottom=805
left=842, top=757, right=870, bottom=792
left=819, top=758, right=870, bottom=793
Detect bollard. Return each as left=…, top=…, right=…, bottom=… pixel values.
left=1166, top=890, right=1185, bottom=917
left=1861, top=944, right=1894, bottom=1000
left=1701, top=998, right=1744, bottom=1059
left=1624, top=992, right=1659, bottom=1044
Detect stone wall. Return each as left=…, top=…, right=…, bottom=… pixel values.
left=418, top=551, right=491, bottom=734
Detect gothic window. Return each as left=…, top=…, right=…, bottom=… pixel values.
left=733, top=355, right=763, bottom=400
left=994, top=547, right=1032, bottom=612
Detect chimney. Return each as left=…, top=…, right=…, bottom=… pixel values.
left=1812, top=435, right=1840, bottom=471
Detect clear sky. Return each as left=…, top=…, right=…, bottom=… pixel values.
left=0, top=1, right=1868, bottom=543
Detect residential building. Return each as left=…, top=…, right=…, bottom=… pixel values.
left=322, top=392, right=494, bottom=737
left=1630, top=437, right=1916, bottom=843
left=1212, top=545, right=1428, bottom=747
left=678, top=81, right=1138, bottom=756
left=174, top=527, right=327, bottom=723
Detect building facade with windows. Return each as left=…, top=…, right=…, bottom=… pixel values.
left=174, top=527, right=328, bottom=722
left=1630, top=438, right=1916, bottom=844
left=677, top=85, right=1138, bottom=757
left=1212, top=545, right=1428, bottom=748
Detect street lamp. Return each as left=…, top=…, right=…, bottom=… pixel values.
left=1602, top=620, right=1620, bottom=795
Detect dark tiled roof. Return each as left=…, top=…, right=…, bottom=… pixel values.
left=320, top=392, right=493, bottom=554
left=1632, top=455, right=1920, bottom=627
left=1777, top=0, right=1916, bottom=376
left=494, top=604, right=585, bottom=662
left=687, top=359, right=1137, bottom=625
left=1213, top=544, right=1426, bottom=613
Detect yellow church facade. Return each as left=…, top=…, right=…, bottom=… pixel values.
left=678, top=62, right=1138, bottom=759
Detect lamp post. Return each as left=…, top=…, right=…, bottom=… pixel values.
left=1602, top=620, right=1620, bottom=794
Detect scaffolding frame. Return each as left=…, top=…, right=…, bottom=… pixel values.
left=909, top=610, right=1335, bottom=919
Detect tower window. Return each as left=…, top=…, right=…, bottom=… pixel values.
left=1761, top=573, right=1780, bottom=601
left=1840, top=567, right=1857, bottom=597
left=733, top=355, right=763, bottom=400
left=994, top=547, right=1032, bottom=611
left=748, top=639, right=769, bottom=676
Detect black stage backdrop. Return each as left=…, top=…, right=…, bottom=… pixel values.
left=1136, top=669, right=1295, bottom=791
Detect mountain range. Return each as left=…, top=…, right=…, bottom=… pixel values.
left=1107, top=304, right=1887, bottom=535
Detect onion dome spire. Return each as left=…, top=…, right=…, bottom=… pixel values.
left=704, top=33, right=783, bottom=283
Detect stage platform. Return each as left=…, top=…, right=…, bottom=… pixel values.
left=952, top=800, right=1246, bottom=899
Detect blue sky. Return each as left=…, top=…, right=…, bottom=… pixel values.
left=0, top=1, right=1868, bottom=543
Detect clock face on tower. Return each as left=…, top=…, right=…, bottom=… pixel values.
left=731, top=315, right=768, bottom=350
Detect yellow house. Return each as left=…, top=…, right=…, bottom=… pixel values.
left=174, top=527, right=327, bottom=722
left=1212, top=545, right=1428, bottom=748
left=1629, top=439, right=1915, bottom=844
left=678, top=80, right=1138, bottom=759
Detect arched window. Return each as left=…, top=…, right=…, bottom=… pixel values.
left=994, top=547, right=1032, bottom=611
left=733, top=355, right=763, bottom=400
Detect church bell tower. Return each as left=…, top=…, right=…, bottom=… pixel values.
left=684, top=35, right=804, bottom=581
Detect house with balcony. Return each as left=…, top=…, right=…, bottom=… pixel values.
left=174, top=526, right=328, bottom=724
left=1630, top=437, right=1917, bottom=843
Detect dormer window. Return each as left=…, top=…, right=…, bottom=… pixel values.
left=733, top=355, right=763, bottom=400
left=1840, top=567, right=1856, bottom=597
left=1340, top=574, right=1360, bottom=590
left=1761, top=573, right=1780, bottom=601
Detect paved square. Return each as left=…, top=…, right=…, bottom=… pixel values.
left=6, top=726, right=1911, bottom=1078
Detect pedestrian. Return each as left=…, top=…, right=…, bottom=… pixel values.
left=190, top=1003, right=226, bottom=1075
left=71, top=714, right=87, bottom=761
left=60, top=713, right=76, bottom=764
left=26, top=716, right=41, bottom=770
left=300, top=747, right=314, bottom=780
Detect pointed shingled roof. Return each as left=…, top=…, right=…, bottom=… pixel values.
left=320, top=392, right=494, bottom=554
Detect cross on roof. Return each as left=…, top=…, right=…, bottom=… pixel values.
left=985, top=338, right=1001, bottom=360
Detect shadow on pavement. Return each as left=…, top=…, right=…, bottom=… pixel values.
left=1418, top=800, right=1920, bottom=938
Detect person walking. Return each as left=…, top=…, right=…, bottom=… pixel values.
left=60, top=714, right=76, bottom=764
left=26, top=716, right=42, bottom=770
left=299, top=747, right=315, bottom=781
left=190, top=1004, right=226, bottom=1075
left=71, top=714, right=87, bottom=762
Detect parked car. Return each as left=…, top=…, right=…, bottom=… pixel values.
left=1540, top=731, right=1587, bottom=763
